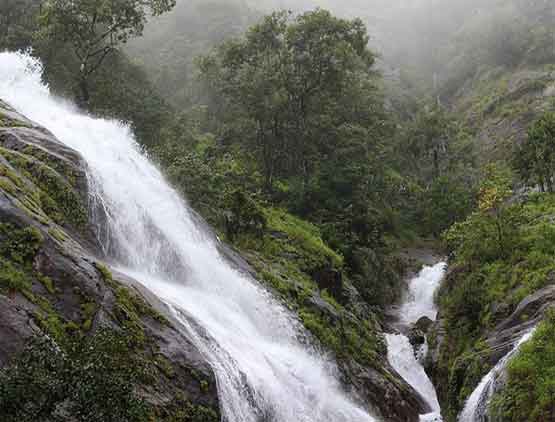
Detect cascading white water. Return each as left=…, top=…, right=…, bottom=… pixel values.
left=399, top=263, right=447, bottom=325
left=386, top=262, right=446, bottom=422
left=458, top=328, right=536, bottom=422
left=0, top=51, right=376, bottom=422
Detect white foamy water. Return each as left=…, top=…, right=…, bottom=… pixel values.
left=399, top=263, right=447, bottom=325
left=458, top=329, right=536, bottom=422
left=0, top=51, right=375, bottom=422
left=386, top=262, right=447, bottom=422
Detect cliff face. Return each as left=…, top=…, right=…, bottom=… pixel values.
left=449, top=65, right=555, bottom=164
left=0, top=99, right=220, bottom=421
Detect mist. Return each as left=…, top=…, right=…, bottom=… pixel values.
left=128, top=0, right=553, bottom=106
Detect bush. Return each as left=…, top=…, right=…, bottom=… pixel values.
left=0, top=330, right=150, bottom=422
left=490, top=311, right=555, bottom=421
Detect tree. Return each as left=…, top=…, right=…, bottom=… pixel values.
left=38, top=0, right=176, bottom=105
left=198, top=9, right=380, bottom=193
left=0, top=0, right=40, bottom=50
left=514, top=112, right=555, bottom=192
left=444, top=164, right=520, bottom=264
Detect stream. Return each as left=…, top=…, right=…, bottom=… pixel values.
left=385, top=262, right=446, bottom=422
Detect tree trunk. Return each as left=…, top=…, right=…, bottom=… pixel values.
left=78, top=76, right=90, bottom=107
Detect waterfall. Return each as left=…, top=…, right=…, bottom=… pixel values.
left=386, top=262, right=446, bottom=422
left=398, top=264, right=446, bottom=325
left=0, top=51, right=376, bottom=422
left=458, top=329, right=536, bottom=422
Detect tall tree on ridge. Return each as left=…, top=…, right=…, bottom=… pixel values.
left=38, top=0, right=175, bottom=105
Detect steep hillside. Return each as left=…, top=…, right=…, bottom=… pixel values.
left=0, top=78, right=432, bottom=421
left=447, top=65, right=555, bottom=164
left=0, top=99, right=220, bottom=421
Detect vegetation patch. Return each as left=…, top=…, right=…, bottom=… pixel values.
left=438, top=162, right=555, bottom=418
left=0, top=147, right=87, bottom=228
left=0, top=330, right=151, bottom=422
left=490, top=311, right=555, bottom=421
left=94, top=261, right=170, bottom=344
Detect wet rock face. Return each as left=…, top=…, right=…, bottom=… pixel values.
left=485, top=285, right=555, bottom=363
left=408, top=327, right=426, bottom=349
left=0, top=100, right=220, bottom=418
left=340, top=359, right=430, bottom=422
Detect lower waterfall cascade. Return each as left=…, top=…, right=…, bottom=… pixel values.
left=458, top=328, right=536, bottom=422
left=0, top=51, right=377, bottom=422
left=385, top=262, right=447, bottom=422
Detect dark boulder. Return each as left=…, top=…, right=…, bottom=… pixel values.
left=340, top=358, right=432, bottom=422
left=408, top=327, right=426, bottom=349
left=312, top=265, right=344, bottom=301
left=415, top=316, right=434, bottom=333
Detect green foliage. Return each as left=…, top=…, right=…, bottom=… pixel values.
left=0, top=223, right=42, bottom=295
left=446, top=344, right=492, bottom=420
left=398, top=105, right=478, bottom=236
left=161, top=400, right=218, bottom=422
left=223, top=189, right=266, bottom=241
left=444, top=164, right=519, bottom=264
left=514, top=111, right=555, bottom=192
left=419, top=175, right=477, bottom=236
left=198, top=8, right=383, bottom=194
left=439, top=192, right=555, bottom=417
left=0, top=0, right=40, bottom=51
left=0, top=258, right=32, bottom=293
left=264, top=207, right=342, bottom=269
left=490, top=311, right=555, bottom=421
left=0, top=147, right=88, bottom=228
left=0, top=0, right=172, bottom=148
left=0, top=223, right=43, bottom=265
left=0, top=330, right=151, bottom=422
left=38, top=0, right=176, bottom=103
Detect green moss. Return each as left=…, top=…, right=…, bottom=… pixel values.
left=80, top=301, right=97, bottom=331
left=37, top=274, right=55, bottom=294
left=0, top=177, right=17, bottom=196
left=0, top=223, right=44, bottom=294
left=112, top=287, right=147, bottom=345
left=264, top=207, right=343, bottom=269
left=0, top=224, right=43, bottom=264
left=0, top=258, right=32, bottom=293
left=0, top=113, right=32, bottom=129
left=21, top=144, right=78, bottom=187
left=161, top=401, right=219, bottom=422
left=229, top=203, right=385, bottom=369
left=0, top=163, right=24, bottom=188
left=94, top=261, right=114, bottom=283
left=155, top=354, right=175, bottom=378
left=48, top=227, right=67, bottom=243
left=0, top=147, right=87, bottom=228
left=33, top=307, right=66, bottom=344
